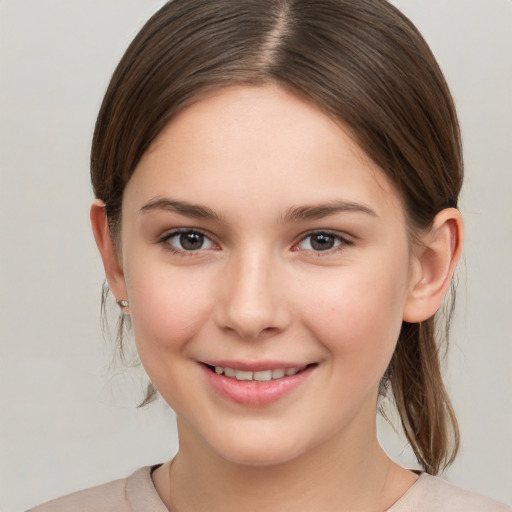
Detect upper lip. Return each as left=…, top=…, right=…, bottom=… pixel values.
left=200, top=360, right=314, bottom=371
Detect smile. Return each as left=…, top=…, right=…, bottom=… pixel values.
left=201, top=363, right=316, bottom=406
left=209, top=365, right=306, bottom=381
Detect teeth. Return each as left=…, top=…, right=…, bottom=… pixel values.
left=271, top=368, right=285, bottom=379
left=253, top=370, right=272, bottom=381
left=212, top=365, right=305, bottom=381
left=235, top=370, right=253, bottom=381
left=224, top=367, right=236, bottom=378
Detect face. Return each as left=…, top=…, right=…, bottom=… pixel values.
left=116, top=85, right=419, bottom=465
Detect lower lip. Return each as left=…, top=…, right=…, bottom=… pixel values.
left=201, top=364, right=315, bottom=406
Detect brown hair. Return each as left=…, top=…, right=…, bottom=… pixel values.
left=91, top=0, right=462, bottom=475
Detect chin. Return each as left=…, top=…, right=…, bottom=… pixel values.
left=215, top=442, right=304, bottom=467
left=200, top=422, right=317, bottom=467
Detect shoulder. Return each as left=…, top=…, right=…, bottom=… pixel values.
left=27, top=466, right=168, bottom=512
left=389, top=473, right=511, bottom=512
left=26, top=476, right=129, bottom=512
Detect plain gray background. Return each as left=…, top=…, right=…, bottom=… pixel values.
left=0, top=1, right=511, bottom=510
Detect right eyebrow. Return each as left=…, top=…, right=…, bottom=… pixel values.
left=140, top=198, right=223, bottom=221
left=282, top=200, right=377, bottom=223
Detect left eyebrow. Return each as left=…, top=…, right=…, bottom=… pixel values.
left=140, top=197, right=223, bottom=221
left=282, top=200, right=377, bottom=223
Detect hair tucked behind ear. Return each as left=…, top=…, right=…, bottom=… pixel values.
left=384, top=313, right=459, bottom=474
left=92, top=0, right=462, bottom=472
left=100, top=282, right=159, bottom=407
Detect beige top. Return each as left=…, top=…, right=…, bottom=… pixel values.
left=28, top=466, right=511, bottom=512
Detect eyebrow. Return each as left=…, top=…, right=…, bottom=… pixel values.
left=282, top=200, right=377, bottom=223
left=140, top=198, right=223, bottom=221
left=140, top=197, right=376, bottom=223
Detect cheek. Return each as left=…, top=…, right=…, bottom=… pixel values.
left=124, top=262, right=214, bottom=360
left=298, top=260, right=409, bottom=379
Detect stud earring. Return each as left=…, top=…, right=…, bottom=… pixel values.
left=116, top=299, right=129, bottom=308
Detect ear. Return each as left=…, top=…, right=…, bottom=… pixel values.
left=403, top=208, right=464, bottom=323
left=90, top=200, right=128, bottom=306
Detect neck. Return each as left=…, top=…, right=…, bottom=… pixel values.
left=153, top=416, right=417, bottom=512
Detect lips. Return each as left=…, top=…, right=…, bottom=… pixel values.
left=200, top=362, right=316, bottom=406
left=210, top=365, right=304, bottom=381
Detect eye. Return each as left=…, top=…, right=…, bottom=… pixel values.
left=162, top=229, right=215, bottom=252
left=295, top=231, right=346, bottom=252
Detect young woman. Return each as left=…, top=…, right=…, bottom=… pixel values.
left=29, top=0, right=510, bottom=510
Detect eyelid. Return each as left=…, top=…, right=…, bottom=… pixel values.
left=158, top=227, right=220, bottom=254
left=292, top=229, right=352, bottom=253
left=156, top=227, right=352, bottom=255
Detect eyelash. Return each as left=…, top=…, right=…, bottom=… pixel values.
left=158, top=229, right=351, bottom=256
left=293, top=230, right=351, bottom=255
left=159, top=228, right=218, bottom=255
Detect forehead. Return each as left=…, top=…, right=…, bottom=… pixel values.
left=126, top=85, right=405, bottom=224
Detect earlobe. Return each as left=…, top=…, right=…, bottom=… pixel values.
left=90, top=200, right=128, bottom=305
left=403, top=208, right=464, bottom=323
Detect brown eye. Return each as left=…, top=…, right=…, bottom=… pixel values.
left=180, top=232, right=205, bottom=250
left=296, top=231, right=344, bottom=252
left=310, top=233, right=336, bottom=251
left=164, top=230, right=214, bottom=252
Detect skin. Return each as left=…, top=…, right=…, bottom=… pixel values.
left=92, top=85, right=463, bottom=511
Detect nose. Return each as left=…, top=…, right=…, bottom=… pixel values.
left=215, top=250, right=291, bottom=340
